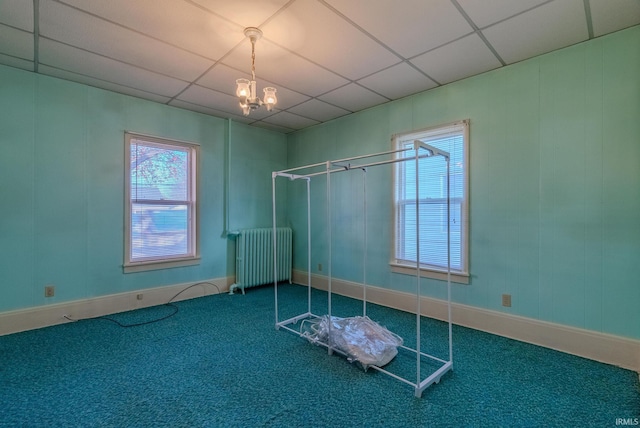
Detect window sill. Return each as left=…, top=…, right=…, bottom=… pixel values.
left=390, top=262, right=469, bottom=284
left=124, top=257, right=201, bottom=273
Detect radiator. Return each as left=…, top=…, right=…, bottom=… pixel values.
left=229, top=227, right=292, bottom=294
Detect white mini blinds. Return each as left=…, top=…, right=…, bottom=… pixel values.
left=392, top=120, right=469, bottom=280
left=124, top=133, right=199, bottom=272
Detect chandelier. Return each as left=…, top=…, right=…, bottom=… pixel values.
left=236, top=27, right=277, bottom=116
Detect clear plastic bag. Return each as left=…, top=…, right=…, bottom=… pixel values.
left=300, top=315, right=403, bottom=370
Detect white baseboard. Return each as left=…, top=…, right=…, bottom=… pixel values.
left=0, top=277, right=233, bottom=336
left=293, top=270, right=640, bottom=372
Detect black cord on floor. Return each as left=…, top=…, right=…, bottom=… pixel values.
left=64, top=281, right=224, bottom=328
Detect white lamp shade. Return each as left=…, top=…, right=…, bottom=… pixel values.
left=236, top=79, right=250, bottom=101
left=263, top=87, right=277, bottom=111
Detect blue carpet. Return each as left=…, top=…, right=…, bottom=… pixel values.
left=0, top=284, right=638, bottom=427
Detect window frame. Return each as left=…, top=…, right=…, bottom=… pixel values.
left=124, top=132, right=200, bottom=273
left=391, top=120, right=469, bottom=284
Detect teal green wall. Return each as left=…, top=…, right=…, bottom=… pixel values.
left=0, top=65, right=286, bottom=313
left=286, top=26, right=640, bottom=340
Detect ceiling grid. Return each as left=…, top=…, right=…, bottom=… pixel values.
left=0, top=0, right=636, bottom=133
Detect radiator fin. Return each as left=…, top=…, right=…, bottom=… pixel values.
left=233, top=227, right=292, bottom=294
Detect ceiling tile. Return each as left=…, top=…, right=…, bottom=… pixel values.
left=250, top=121, right=295, bottom=134
left=410, top=33, right=502, bottom=85
left=0, top=0, right=33, bottom=31
left=2, top=0, right=632, bottom=133
left=257, top=84, right=310, bottom=111
left=318, top=83, right=389, bottom=112
left=169, top=99, right=253, bottom=124
left=482, top=0, right=589, bottom=64
left=456, top=0, right=549, bottom=28
left=358, top=63, right=438, bottom=100
left=38, top=38, right=189, bottom=97
left=57, top=0, right=242, bottom=59
left=0, top=53, right=33, bottom=71
left=287, top=99, right=351, bottom=122
left=0, top=24, right=33, bottom=60
left=40, top=1, right=214, bottom=81
left=324, top=0, right=473, bottom=58
left=38, top=65, right=172, bottom=104
left=197, top=63, right=311, bottom=109
left=176, top=84, right=280, bottom=121
left=221, top=38, right=349, bottom=97
left=262, top=111, right=320, bottom=130
left=589, top=0, right=640, bottom=37
left=190, top=0, right=291, bottom=28
left=261, top=0, right=400, bottom=80
left=176, top=85, right=241, bottom=115
left=196, top=63, right=251, bottom=95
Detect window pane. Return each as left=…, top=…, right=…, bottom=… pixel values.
left=394, top=121, right=467, bottom=274
left=131, top=203, right=189, bottom=260
left=131, top=141, right=188, bottom=201
left=400, top=201, right=462, bottom=270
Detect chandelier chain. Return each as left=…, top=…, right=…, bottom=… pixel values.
left=251, top=38, right=256, bottom=81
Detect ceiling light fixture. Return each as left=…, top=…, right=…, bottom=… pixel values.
left=236, top=27, right=277, bottom=116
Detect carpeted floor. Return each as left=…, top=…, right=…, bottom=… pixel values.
left=1, top=284, right=638, bottom=427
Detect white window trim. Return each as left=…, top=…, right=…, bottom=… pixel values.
left=390, top=120, right=469, bottom=284
left=124, top=132, right=200, bottom=273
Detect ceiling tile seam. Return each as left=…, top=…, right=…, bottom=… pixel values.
left=304, top=98, right=354, bottom=114
left=240, top=35, right=376, bottom=96
left=315, top=0, right=443, bottom=85
left=172, top=77, right=325, bottom=123
left=167, top=34, right=266, bottom=105
left=352, top=82, right=392, bottom=103
left=172, top=16, right=320, bottom=107
left=316, top=81, right=392, bottom=104
left=35, top=63, right=174, bottom=100
left=198, top=58, right=316, bottom=103
left=350, top=59, right=441, bottom=90
left=33, top=0, right=39, bottom=72
left=252, top=0, right=298, bottom=28
left=316, top=0, right=408, bottom=63
left=178, top=91, right=284, bottom=121
left=403, top=60, right=442, bottom=86
left=181, top=0, right=247, bottom=29
left=473, top=0, right=556, bottom=32
left=54, top=0, right=231, bottom=63
left=167, top=98, right=250, bottom=120
left=583, top=0, right=594, bottom=39
left=168, top=64, right=224, bottom=105
left=0, top=52, right=35, bottom=63
left=182, top=0, right=296, bottom=34
left=0, top=21, right=34, bottom=34
left=269, top=109, right=323, bottom=125
left=0, top=24, right=36, bottom=62
left=37, top=36, right=198, bottom=87
left=249, top=120, right=296, bottom=132
left=404, top=30, right=475, bottom=62
left=449, top=0, right=506, bottom=67
left=188, top=57, right=315, bottom=105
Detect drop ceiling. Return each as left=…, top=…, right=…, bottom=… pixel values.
left=1, top=0, right=638, bottom=133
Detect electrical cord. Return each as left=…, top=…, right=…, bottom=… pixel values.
left=63, top=281, right=224, bottom=328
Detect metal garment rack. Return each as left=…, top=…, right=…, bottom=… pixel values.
left=271, top=141, right=453, bottom=398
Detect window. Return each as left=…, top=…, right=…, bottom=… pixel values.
left=124, top=133, right=199, bottom=273
left=392, top=120, right=469, bottom=283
